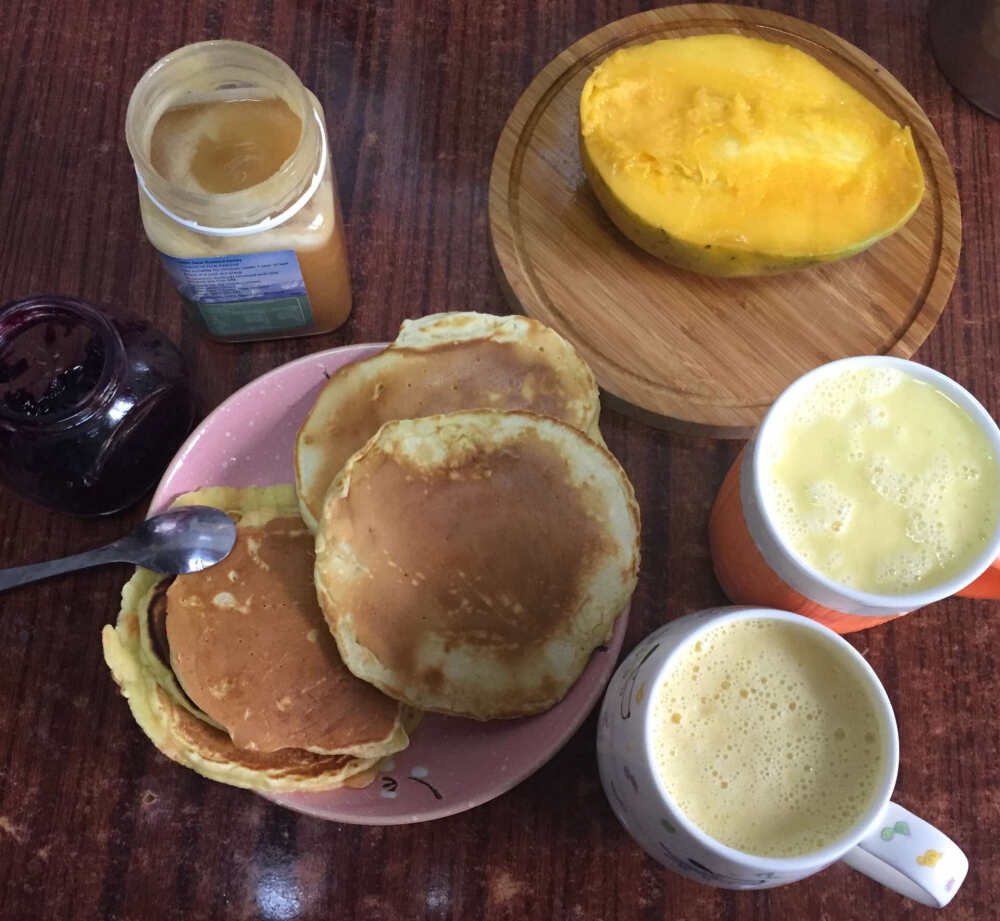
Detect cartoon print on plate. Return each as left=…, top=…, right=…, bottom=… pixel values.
left=917, top=849, right=944, bottom=867
left=379, top=761, right=443, bottom=801
left=380, top=757, right=399, bottom=799
left=408, top=766, right=443, bottom=800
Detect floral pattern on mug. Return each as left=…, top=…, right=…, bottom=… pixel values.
left=880, top=821, right=910, bottom=841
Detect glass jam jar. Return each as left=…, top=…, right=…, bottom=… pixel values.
left=125, top=41, right=352, bottom=343
left=0, top=296, right=195, bottom=516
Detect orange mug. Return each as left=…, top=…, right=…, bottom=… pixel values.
left=709, top=356, right=1000, bottom=634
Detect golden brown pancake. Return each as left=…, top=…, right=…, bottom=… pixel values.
left=102, top=485, right=417, bottom=793
left=314, top=410, right=641, bottom=720
left=165, top=508, right=405, bottom=757
left=295, top=312, right=603, bottom=531
left=103, top=567, right=382, bottom=792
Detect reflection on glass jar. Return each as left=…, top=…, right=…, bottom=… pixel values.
left=0, top=296, right=195, bottom=516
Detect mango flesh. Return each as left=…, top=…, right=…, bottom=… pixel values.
left=579, top=35, right=925, bottom=276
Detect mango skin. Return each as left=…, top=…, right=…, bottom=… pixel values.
left=579, top=136, right=917, bottom=278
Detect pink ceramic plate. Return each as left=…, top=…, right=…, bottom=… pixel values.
left=150, top=344, right=629, bottom=824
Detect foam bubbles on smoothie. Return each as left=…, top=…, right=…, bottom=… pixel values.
left=762, top=367, right=1000, bottom=594
left=766, top=481, right=855, bottom=572
left=651, top=619, right=885, bottom=858
left=788, top=367, right=903, bottom=428
left=875, top=549, right=936, bottom=591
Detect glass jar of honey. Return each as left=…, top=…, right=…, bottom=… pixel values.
left=125, top=41, right=351, bottom=342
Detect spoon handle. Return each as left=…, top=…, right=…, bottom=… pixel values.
left=0, top=546, right=124, bottom=593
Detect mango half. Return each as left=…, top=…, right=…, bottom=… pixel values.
left=579, top=35, right=925, bottom=277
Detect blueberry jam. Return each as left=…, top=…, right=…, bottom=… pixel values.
left=0, top=296, right=195, bottom=516
left=0, top=315, right=106, bottom=416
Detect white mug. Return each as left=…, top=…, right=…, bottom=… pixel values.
left=596, top=606, right=968, bottom=907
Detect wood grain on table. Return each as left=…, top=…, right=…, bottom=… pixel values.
left=0, top=1, right=997, bottom=920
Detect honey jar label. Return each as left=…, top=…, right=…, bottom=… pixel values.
left=157, top=249, right=315, bottom=337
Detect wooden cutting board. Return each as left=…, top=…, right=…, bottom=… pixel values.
left=489, top=4, right=961, bottom=437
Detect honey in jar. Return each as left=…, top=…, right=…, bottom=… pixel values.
left=125, top=42, right=351, bottom=342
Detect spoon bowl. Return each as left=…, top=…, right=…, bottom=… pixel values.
left=121, top=506, right=238, bottom=574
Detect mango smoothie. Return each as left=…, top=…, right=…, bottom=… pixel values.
left=650, top=618, right=885, bottom=857
left=760, top=366, right=1000, bottom=594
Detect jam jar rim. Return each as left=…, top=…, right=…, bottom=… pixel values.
left=0, top=295, right=126, bottom=430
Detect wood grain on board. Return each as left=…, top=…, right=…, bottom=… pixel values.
left=490, top=4, right=961, bottom=435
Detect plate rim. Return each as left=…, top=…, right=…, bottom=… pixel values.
left=267, top=609, right=627, bottom=826
left=149, top=343, right=388, bottom=515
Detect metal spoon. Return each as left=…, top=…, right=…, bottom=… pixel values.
left=0, top=506, right=237, bottom=593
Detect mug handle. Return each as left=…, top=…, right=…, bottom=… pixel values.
left=840, top=801, right=968, bottom=908
left=956, top=556, right=1000, bottom=598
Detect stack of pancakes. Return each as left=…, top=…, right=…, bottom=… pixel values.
left=103, top=486, right=417, bottom=791
left=104, top=312, right=640, bottom=792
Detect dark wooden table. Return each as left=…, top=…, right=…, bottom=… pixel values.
left=1, top=1, right=997, bottom=919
